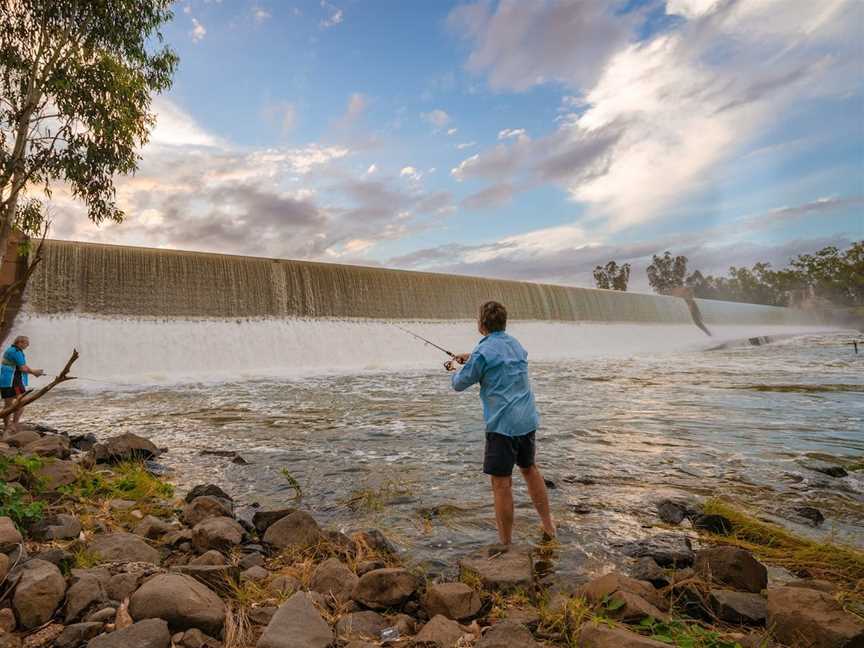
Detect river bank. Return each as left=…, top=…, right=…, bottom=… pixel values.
left=1, top=425, right=862, bottom=648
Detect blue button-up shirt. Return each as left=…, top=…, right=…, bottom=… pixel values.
left=451, top=331, right=540, bottom=437
left=0, top=345, right=27, bottom=389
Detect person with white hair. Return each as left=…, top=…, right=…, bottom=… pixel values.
left=1, top=335, right=44, bottom=435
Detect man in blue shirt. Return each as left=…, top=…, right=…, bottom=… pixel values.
left=1, top=335, right=44, bottom=435
left=447, top=301, right=555, bottom=545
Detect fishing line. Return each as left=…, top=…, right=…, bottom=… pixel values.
left=392, top=324, right=456, bottom=358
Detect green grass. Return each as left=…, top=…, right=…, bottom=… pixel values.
left=0, top=480, right=45, bottom=529
left=279, top=468, right=302, bottom=500
left=63, top=461, right=174, bottom=502
left=634, top=618, right=750, bottom=648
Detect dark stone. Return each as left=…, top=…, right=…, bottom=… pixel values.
left=570, top=504, right=591, bottom=515
left=88, top=619, right=170, bottom=648
left=251, top=509, right=296, bottom=534
left=562, top=475, right=596, bottom=485
left=91, top=433, right=159, bottom=463
left=620, top=533, right=694, bottom=567
left=70, top=433, right=98, bottom=452
left=692, top=514, right=733, bottom=535
left=54, top=621, right=104, bottom=648
left=656, top=499, right=688, bottom=525
left=802, top=461, right=848, bottom=478
left=795, top=506, right=825, bottom=526
left=231, top=455, right=249, bottom=465
left=629, top=557, right=668, bottom=588
left=33, top=547, right=74, bottom=568
left=709, top=589, right=768, bottom=625
left=694, top=547, right=767, bottom=593
left=185, top=484, right=233, bottom=503
left=543, top=479, right=556, bottom=489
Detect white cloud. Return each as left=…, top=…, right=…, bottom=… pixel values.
left=400, top=166, right=422, bottom=181
left=456, top=142, right=476, bottom=150
left=497, top=128, right=527, bottom=141
left=190, top=18, right=206, bottom=43
left=150, top=97, right=223, bottom=148
left=447, top=128, right=458, bottom=136
left=252, top=6, right=271, bottom=22
left=421, top=109, right=451, bottom=128
left=366, top=164, right=377, bottom=174
left=320, top=1, right=343, bottom=28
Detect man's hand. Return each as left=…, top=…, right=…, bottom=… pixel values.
left=453, top=353, right=470, bottom=364
left=32, top=369, right=45, bottom=377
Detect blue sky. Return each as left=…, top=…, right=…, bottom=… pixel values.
left=53, top=0, right=863, bottom=291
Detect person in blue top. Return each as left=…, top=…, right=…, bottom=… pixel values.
left=447, top=301, right=555, bottom=545
left=1, top=335, right=44, bottom=435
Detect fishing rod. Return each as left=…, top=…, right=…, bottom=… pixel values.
left=393, top=324, right=466, bottom=368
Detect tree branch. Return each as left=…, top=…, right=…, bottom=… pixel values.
left=0, top=349, right=79, bottom=421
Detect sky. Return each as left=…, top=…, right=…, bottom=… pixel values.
left=49, top=0, right=863, bottom=292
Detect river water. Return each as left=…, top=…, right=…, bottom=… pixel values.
left=26, top=330, right=864, bottom=577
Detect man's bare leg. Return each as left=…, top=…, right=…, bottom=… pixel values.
left=520, top=465, right=556, bottom=538
left=2, top=397, right=14, bottom=436
left=490, top=475, right=514, bottom=545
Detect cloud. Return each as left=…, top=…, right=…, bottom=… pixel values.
left=366, top=164, right=377, bottom=174
left=461, top=183, right=514, bottom=210
left=400, top=166, right=422, bottom=181
left=189, top=17, right=206, bottom=43
left=252, top=6, right=271, bottom=22
left=447, top=128, right=458, bottom=136
left=456, top=141, right=476, bottom=150
left=497, top=128, right=526, bottom=140
left=421, top=109, right=451, bottom=128
left=320, top=1, right=343, bottom=28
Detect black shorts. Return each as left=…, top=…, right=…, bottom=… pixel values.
left=483, top=431, right=536, bottom=476
left=0, top=386, right=24, bottom=399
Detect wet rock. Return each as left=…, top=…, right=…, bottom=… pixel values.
left=65, top=573, right=108, bottom=622
left=335, top=610, right=388, bottom=640
left=310, top=558, right=357, bottom=603
left=802, top=460, right=848, bottom=478
left=11, top=558, right=66, bottom=629
left=171, top=565, right=240, bottom=596
left=54, top=621, right=104, bottom=648
left=352, top=568, right=417, bottom=609
left=709, top=589, right=767, bottom=625
left=89, top=533, right=161, bottom=565
left=189, top=550, right=225, bottom=566
left=621, top=533, right=694, bottom=567
left=629, top=557, right=668, bottom=588
left=251, top=507, right=290, bottom=533
left=795, top=506, right=825, bottom=526
left=354, top=528, right=397, bottom=556
left=185, top=484, right=233, bottom=503
left=91, top=433, right=159, bottom=463
left=692, top=514, right=733, bottom=535
left=182, top=496, right=233, bottom=527
left=459, top=544, right=533, bottom=592
left=88, top=619, right=171, bottom=648
left=476, top=620, right=539, bottom=647
left=241, top=565, right=270, bottom=583
left=324, top=529, right=358, bottom=556
left=0, top=516, right=23, bottom=552
left=29, top=513, right=81, bottom=541
left=423, top=582, right=482, bottom=621
left=23, top=435, right=70, bottom=459
left=238, top=552, right=265, bottom=570
left=5, top=430, right=40, bottom=448
left=191, top=516, right=244, bottom=552
left=768, top=586, right=864, bottom=648
left=656, top=499, right=689, bottom=525
left=268, top=574, right=302, bottom=597
left=256, top=591, right=333, bottom=648
left=415, top=614, right=466, bottom=646
left=33, top=459, right=78, bottom=491
left=69, top=433, right=97, bottom=452
left=694, top=547, right=767, bottom=593
left=129, top=573, right=225, bottom=635
left=579, top=622, right=670, bottom=647
left=133, top=515, right=174, bottom=540
left=262, top=511, right=320, bottom=550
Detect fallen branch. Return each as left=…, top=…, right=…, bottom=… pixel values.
left=0, top=348, right=78, bottom=420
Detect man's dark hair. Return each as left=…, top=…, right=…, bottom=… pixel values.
left=479, top=301, right=507, bottom=332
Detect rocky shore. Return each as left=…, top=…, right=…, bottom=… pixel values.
left=1, top=426, right=862, bottom=648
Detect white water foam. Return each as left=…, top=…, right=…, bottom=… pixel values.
left=9, top=313, right=842, bottom=388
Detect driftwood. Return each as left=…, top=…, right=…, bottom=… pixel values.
left=0, top=348, right=78, bottom=419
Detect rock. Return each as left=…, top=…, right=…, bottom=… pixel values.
left=504, top=606, right=540, bottom=628
left=133, top=516, right=174, bottom=540
left=0, top=607, right=15, bottom=632
left=656, top=499, right=690, bottom=525
left=579, top=622, right=671, bottom=647
left=354, top=529, right=397, bottom=556
left=65, top=573, right=108, bottom=622
left=476, top=620, right=539, bottom=647
left=459, top=544, right=533, bottom=592
left=34, top=547, right=74, bottom=567
left=310, top=558, right=358, bottom=603
left=709, top=589, right=767, bottom=625
left=69, top=433, right=97, bottom=452
left=343, top=642, right=376, bottom=648
left=692, top=514, right=733, bottom=534
left=621, top=533, right=694, bottom=567
left=29, top=513, right=82, bottom=541
left=694, top=547, right=767, bottom=593
left=241, top=565, right=270, bottom=583
left=0, top=553, right=7, bottom=582
left=248, top=606, right=277, bottom=626
left=107, top=572, right=147, bottom=601
left=251, top=509, right=296, bottom=534
left=88, top=619, right=170, bottom=648
left=33, top=459, right=78, bottom=492
left=351, top=568, right=417, bottom=609
left=54, top=621, right=104, bottom=648
left=11, top=558, right=66, bottom=629
left=423, top=582, right=481, bottom=621
left=786, top=578, right=834, bottom=593
left=415, top=615, right=466, bottom=647
left=177, top=628, right=220, bottom=648
left=238, top=553, right=265, bottom=570
left=182, top=496, right=233, bottom=527
left=268, top=574, right=302, bottom=597
left=185, top=484, right=232, bottom=503
left=356, top=560, right=386, bottom=576
left=629, top=557, right=668, bottom=588
left=803, top=460, right=848, bottom=478
left=262, top=511, right=320, bottom=550
left=91, top=433, right=159, bottom=463
left=161, top=529, right=193, bottom=547
left=0, top=633, right=21, bottom=648
left=171, top=565, right=240, bottom=596
left=768, top=586, right=864, bottom=648
left=89, top=533, right=161, bottom=565
left=256, top=592, right=333, bottom=648
left=189, top=550, right=225, bottom=566
left=0, top=516, right=23, bottom=553
left=5, top=430, right=40, bottom=448
left=795, top=506, right=825, bottom=526
left=85, top=607, right=117, bottom=623
left=129, top=573, right=225, bottom=636
left=390, top=612, right=416, bottom=636
left=335, top=611, right=388, bottom=640
left=109, top=499, right=136, bottom=511
left=191, top=516, right=244, bottom=552
left=23, top=435, right=70, bottom=459
left=582, top=573, right=667, bottom=613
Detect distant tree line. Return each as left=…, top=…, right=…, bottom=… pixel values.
left=594, top=241, right=863, bottom=308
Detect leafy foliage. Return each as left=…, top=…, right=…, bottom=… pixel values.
left=647, top=252, right=689, bottom=295
left=637, top=617, right=745, bottom=647
left=0, top=480, right=45, bottom=528
left=593, top=260, right=631, bottom=291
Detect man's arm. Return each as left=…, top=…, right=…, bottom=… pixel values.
left=451, top=352, right=485, bottom=392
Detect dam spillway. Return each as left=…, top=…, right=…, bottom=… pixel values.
left=10, top=239, right=837, bottom=383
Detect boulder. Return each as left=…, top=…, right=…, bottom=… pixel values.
left=581, top=573, right=667, bottom=612
left=262, top=511, right=320, bottom=550
left=54, top=621, right=104, bottom=648
left=656, top=499, right=690, bottom=525
left=335, top=610, right=388, bottom=640
left=268, top=574, right=302, bottom=597
left=694, top=547, right=767, bottom=593
left=0, top=516, right=23, bottom=553
left=29, top=513, right=81, bottom=541
left=354, top=529, right=397, bottom=556
left=70, top=433, right=97, bottom=452
left=33, top=459, right=78, bottom=492
left=91, top=433, right=159, bottom=463
left=310, top=558, right=357, bottom=603
left=182, top=496, right=233, bottom=527
left=241, top=565, right=270, bottom=583
left=256, top=592, right=333, bottom=648
left=579, top=622, right=671, bottom=647
left=11, top=558, right=66, bottom=629
left=802, top=460, right=848, bottom=478
left=709, top=589, right=767, bottom=625
left=415, top=615, right=466, bottom=647
left=621, top=533, right=694, bottom=567
left=5, top=430, right=40, bottom=448
left=629, top=557, right=668, bottom=588
left=251, top=508, right=295, bottom=534
left=133, top=515, right=174, bottom=540
left=23, top=434, right=70, bottom=459
left=248, top=606, right=277, bottom=626
left=129, top=573, right=225, bottom=636
left=795, top=506, right=825, bottom=527
left=768, top=586, right=864, bottom=648
left=189, top=550, right=225, bottom=566
left=351, top=568, right=417, bottom=609
left=88, top=619, right=170, bottom=648
left=476, top=621, right=539, bottom=647
left=175, top=628, right=221, bottom=648
left=89, top=533, right=161, bottom=565
left=459, top=545, right=533, bottom=592
left=0, top=553, right=7, bottom=583
left=238, top=552, right=265, bottom=570
left=191, top=516, right=244, bottom=552
left=185, top=484, right=233, bottom=503
left=64, top=573, right=108, bottom=622
left=0, top=607, right=15, bottom=632
left=423, top=582, right=482, bottom=621
left=107, top=571, right=149, bottom=601
left=86, top=607, right=117, bottom=623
